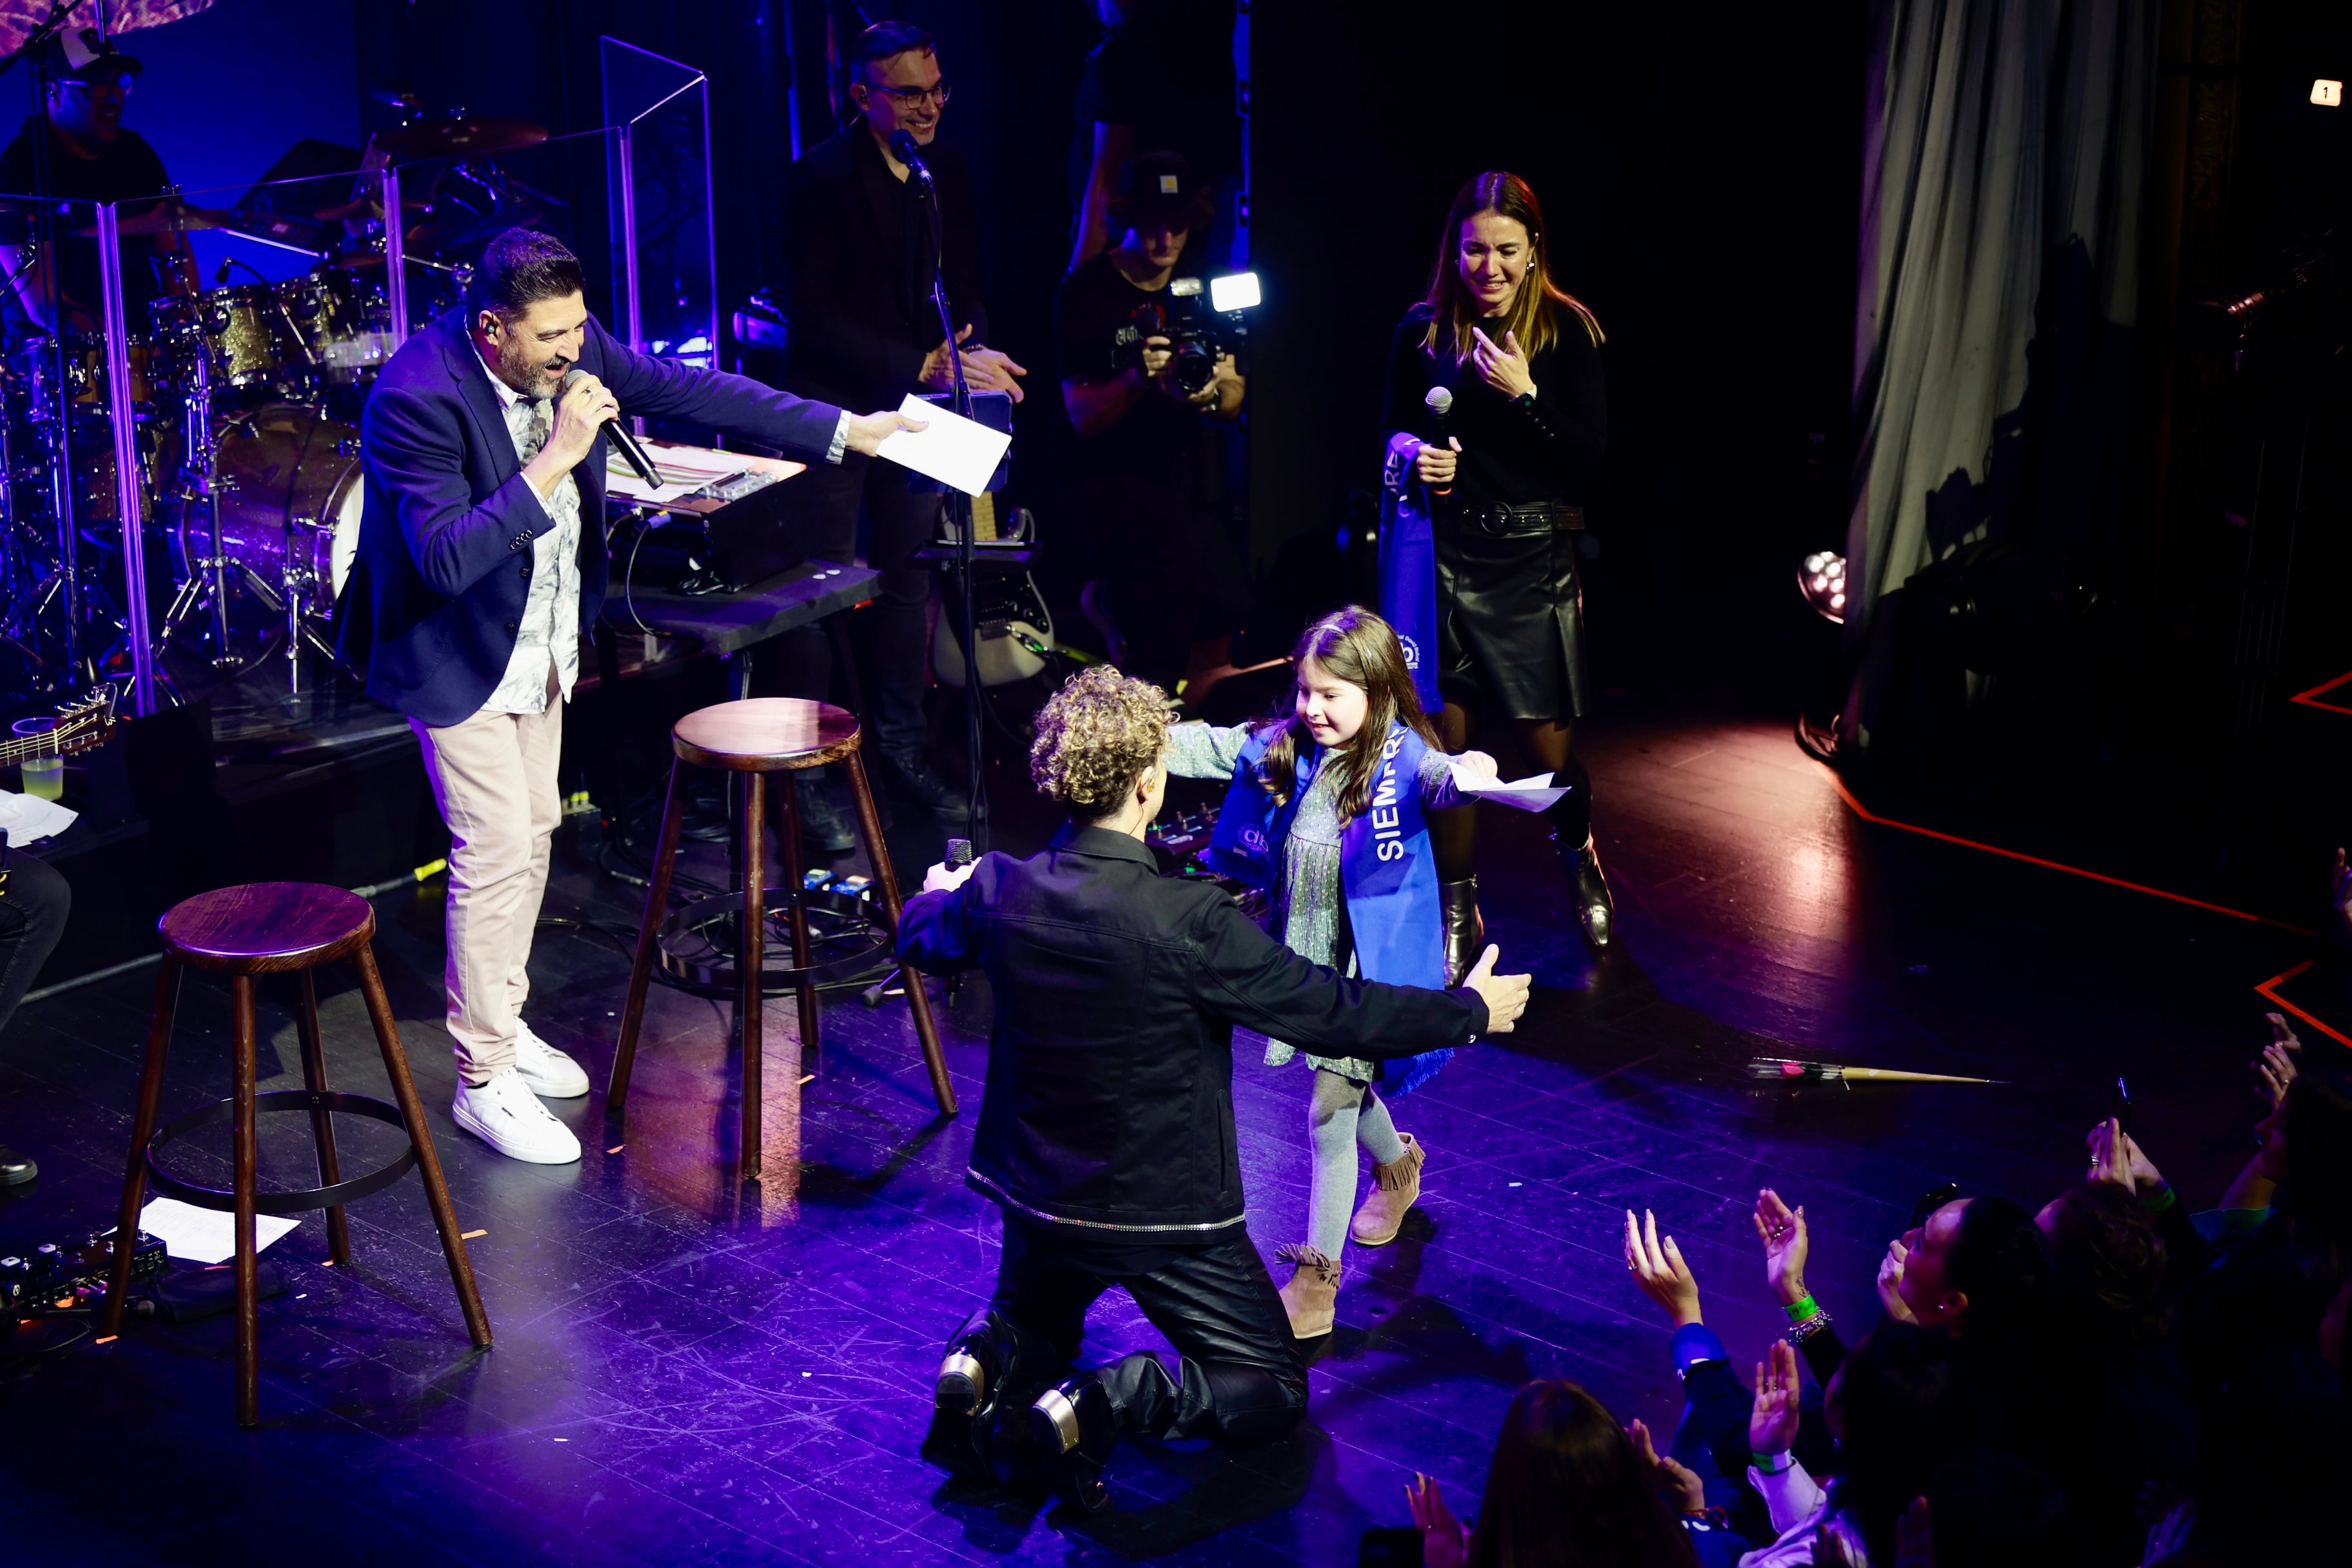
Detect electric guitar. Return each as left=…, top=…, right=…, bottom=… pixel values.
left=1, top=687, right=120, bottom=773
left=931, top=491, right=1057, bottom=689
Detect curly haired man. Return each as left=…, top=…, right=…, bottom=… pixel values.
left=897, top=665, right=1530, bottom=1511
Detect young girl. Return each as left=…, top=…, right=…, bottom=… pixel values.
left=1166, top=605, right=1499, bottom=1338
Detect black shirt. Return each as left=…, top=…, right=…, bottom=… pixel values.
left=1055, top=253, right=1210, bottom=489
left=1380, top=302, right=1607, bottom=505
left=0, top=117, right=173, bottom=329
left=1067, top=5, right=1243, bottom=208
left=777, top=124, right=988, bottom=413
left=897, top=823, right=1485, bottom=1236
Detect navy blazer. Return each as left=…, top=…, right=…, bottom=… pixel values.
left=340, top=309, right=845, bottom=727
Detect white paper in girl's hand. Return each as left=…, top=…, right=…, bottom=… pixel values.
left=1450, top=766, right=1569, bottom=813
left=874, top=395, right=1012, bottom=495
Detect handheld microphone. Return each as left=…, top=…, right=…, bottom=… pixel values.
left=1423, top=386, right=1455, bottom=496
left=560, top=367, right=660, bottom=487
left=888, top=129, right=933, bottom=182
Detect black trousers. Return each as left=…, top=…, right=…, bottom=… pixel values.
left=767, top=450, right=939, bottom=756
left=990, top=1214, right=1306, bottom=1446
left=0, top=848, right=67, bottom=1036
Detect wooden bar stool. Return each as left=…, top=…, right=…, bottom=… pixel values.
left=609, top=698, right=956, bottom=1180
left=99, top=883, right=493, bottom=1427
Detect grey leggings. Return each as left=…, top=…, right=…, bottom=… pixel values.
left=1308, top=1068, right=1407, bottom=1259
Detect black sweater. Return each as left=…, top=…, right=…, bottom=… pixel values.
left=897, top=824, right=1487, bottom=1235
left=1380, top=302, right=1606, bottom=505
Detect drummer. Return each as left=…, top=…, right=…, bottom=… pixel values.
left=0, top=27, right=197, bottom=338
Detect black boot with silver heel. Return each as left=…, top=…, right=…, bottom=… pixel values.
left=1027, top=1371, right=1120, bottom=1513
left=1438, top=876, right=1484, bottom=985
left=921, top=1309, right=1023, bottom=1480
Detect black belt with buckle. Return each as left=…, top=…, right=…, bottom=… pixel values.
left=1460, top=499, right=1585, bottom=537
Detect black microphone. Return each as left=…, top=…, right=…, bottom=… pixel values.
left=888, top=128, right=932, bottom=182
left=560, top=366, right=660, bottom=487
left=1424, top=386, right=1455, bottom=498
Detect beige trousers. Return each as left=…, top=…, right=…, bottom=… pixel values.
left=412, top=689, right=564, bottom=1083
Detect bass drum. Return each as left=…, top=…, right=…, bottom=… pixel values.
left=201, top=404, right=364, bottom=629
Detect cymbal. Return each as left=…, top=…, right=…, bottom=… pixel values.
left=71, top=197, right=230, bottom=237
left=373, top=115, right=547, bottom=160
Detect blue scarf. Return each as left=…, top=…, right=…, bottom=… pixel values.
left=1206, top=720, right=1454, bottom=1095
left=1379, top=431, right=1443, bottom=715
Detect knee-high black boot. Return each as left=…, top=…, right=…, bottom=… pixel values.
left=1548, top=758, right=1614, bottom=951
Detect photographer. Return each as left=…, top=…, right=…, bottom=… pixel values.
left=1057, top=152, right=1246, bottom=696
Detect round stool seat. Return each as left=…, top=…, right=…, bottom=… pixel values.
left=160, top=883, right=375, bottom=973
left=672, top=697, right=862, bottom=772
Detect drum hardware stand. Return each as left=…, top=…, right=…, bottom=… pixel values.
left=151, top=366, right=262, bottom=681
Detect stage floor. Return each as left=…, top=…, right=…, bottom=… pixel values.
left=0, top=713, right=2326, bottom=1565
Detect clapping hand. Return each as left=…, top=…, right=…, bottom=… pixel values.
left=1749, top=1339, right=1802, bottom=1458
left=1623, top=1208, right=1702, bottom=1327
left=1877, top=1237, right=1918, bottom=1324
left=2084, top=1117, right=2166, bottom=1199
left=2258, top=1012, right=2303, bottom=1110
left=919, top=324, right=1030, bottom=403
left=1753, top=1187, right=1811, bottom=1310
left=1407, top=1473, right=1469, bottom=1568
left=1468, top=325, right=1536, bottom=399
left=1627, top=1418, right=1707, bottom=1514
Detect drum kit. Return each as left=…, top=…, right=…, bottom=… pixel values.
left=0, top=114, right=554, bottom=703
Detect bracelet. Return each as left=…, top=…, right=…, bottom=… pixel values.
left=1751, top=1449, right=1794, bottom=1475
left=2142, top=1184, right=2178, bottom=1213
left=1788, top=1309, right=1834, bottom=1346
left=1782, top=1293, right=1819, bottom=1324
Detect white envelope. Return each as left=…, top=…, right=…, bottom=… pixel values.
left=873, top=394, right=1012, bottom=496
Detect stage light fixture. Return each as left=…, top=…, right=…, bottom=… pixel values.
left=1798, top=551, right=1847, bottom=623
left=2315, top=79, right=2344, bottom=106
left=1209, top=271, right=1261, bottom=312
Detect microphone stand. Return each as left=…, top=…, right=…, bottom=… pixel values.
left=906, top=146, right=989, bottom=848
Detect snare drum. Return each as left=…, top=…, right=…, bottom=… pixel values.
left=201, top=403, right=364, bottom=621
left=150, top=284, right=317, bottom=400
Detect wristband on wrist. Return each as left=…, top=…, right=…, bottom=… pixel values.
left=1782, top=1293, right=1819, bottom=1324
left=1751, top=1449, right=1794, bottom=1475
left=1788, top=1309, right=1834, bottom=1346
left=2142, top=1184, right=2177, bottom=1213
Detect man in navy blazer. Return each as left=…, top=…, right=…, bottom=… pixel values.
left=341, top=227, right=917, bottom=1163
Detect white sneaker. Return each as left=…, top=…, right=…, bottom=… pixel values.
left=514, top=1020, right=591, bottom=1099
left=453, top=1068, right=583, bottom=1164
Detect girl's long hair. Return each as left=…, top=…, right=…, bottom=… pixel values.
left=1419, top=170, right=1602, bottom=368
left=1251, top=606, right=1440, bottom=821
left=1463, top=1380, right=1700, bottom=1568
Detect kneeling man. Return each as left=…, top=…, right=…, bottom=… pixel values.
left=897, top=666, right=1529, bottom=1511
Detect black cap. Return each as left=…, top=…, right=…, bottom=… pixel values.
left=1110, top=150, right=1211, bottom=227
left=37, top=26, right=143, bottom=84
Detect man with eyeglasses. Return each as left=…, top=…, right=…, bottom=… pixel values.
left=769, top=20, right=1026, bottom=847
left=0, top=28, right=196, bottom=338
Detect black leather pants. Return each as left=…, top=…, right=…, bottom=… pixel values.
left=988, top=1215, right=1306, bottom=1446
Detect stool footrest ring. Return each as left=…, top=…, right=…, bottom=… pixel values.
left=146, top=1090, right=419, bottom=1215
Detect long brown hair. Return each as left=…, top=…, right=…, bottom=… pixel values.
left=1419, top=171, right=1603, bottom=368
left=1465, top=1380, right=1701, bottom=1568
left=1250, top=606, right=1440, bottom=821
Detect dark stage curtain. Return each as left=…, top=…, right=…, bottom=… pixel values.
left=1842, top=0, right=2155, bottom=750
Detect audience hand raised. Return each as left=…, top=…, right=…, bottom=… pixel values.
left=1407, top=1473, right=1469, bottom=1568
left=1753, top=1186, right=1811, bottom=1310
left=2258, top=1012, right=2303, bottom=1110
left=2085, top=1117, right=2166, bottom=1199
left=1749, top=1338, right=1802, bottom=1458
left=1462, top=944, right=1531, bottom=1034
left=1623, top=1208, right=1701, bottom=1327
left=1625, top=1417, right=1707, bottom=1513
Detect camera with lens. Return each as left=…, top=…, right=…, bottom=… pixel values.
left=1112, top=271, right=1260, bottom=398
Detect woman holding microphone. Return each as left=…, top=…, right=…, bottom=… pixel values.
left=1382, top=170, right=1614, bottom=956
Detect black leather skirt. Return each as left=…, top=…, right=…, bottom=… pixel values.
left=1435, top=497, right=1588, bottom=722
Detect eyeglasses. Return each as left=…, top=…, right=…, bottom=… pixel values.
left=60, top=74, right=134, bottom=96
left=869, top=80, right=950, bottom=109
